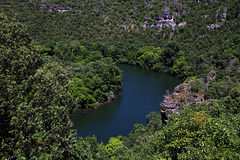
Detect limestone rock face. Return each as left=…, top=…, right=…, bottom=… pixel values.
left=227, top=59, right=236, bottom=70
left=178, top=21, right=187, bottom=27
left=161, top=83, right=192, bottom=117
left=206, top=70, right=216, bottom=88
left=161, top=70, right=217, bottom=123
left=222, top=7, right=228, bottom=21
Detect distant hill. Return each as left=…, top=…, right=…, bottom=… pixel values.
left=1, top=0, right=239, bottom=78
left=1, top=0, right=239, bottom=46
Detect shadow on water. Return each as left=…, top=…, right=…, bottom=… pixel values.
left=71, top=94, right=122, bottom=129
left=71, top=64, right=182, bottom=144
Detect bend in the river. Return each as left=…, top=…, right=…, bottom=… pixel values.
left=71, top=64, right=182, bottom=143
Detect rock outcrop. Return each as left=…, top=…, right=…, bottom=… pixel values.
left=207, top=23, right=221, bottom=29
left=40, top=3, right=72, bottom=13
left=142, top=3, right=189, bottom=30
left=222, top=7, right=228, bottom=21
left=227, top=58, right=236, bottom=70
left=206, top=70, right=216, bottom=89
left=161, top=70, right=216, bottom=124
left=207, top=7, right=228, bottom=29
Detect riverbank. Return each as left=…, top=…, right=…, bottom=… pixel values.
left=71, top=93, right=121, bottom=115
left=71, top=85, right=122, bottom=114
left=71, top=64, right=182, bottom=143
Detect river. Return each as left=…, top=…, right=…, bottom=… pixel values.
left=71, top=64, right=182, bottom=143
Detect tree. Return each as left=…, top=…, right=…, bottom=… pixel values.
left=152, top=111, right=240, bottom=159
left=0, top=14, right=78, bottom=159
left=85, top=57, right=122, bottom=93
left=172, top=51, right=191, bottom=77
left=70, top=77, right=97, bottom=108
left=0, top=13, right=43, bottom=158
left=105, top=137, right=123, bottom=158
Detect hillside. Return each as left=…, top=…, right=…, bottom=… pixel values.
left=1, top=0, right=239, bottom=78
left=1, top=0, right=239, bottom=45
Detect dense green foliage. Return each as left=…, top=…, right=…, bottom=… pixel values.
left=38, top=44, right=123, bottom=111
left=0, top=13, right=121, bottom=159
left=0, top=13, right=77, bottom=159
left=1, top=0, right=240, bottom=159
left=69, top=57, right=122, bottom=110
left=1, top=0, right=238, bottom=47
left=1, top=0, right=238, bottom=78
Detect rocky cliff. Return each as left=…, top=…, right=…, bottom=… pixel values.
left=161, top=70, right=217, bottom=124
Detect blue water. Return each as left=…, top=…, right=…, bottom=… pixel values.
left=71, top=64, right=182, bottom=143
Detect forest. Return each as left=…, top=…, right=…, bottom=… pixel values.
left=0, top=0, right=240, bottom=159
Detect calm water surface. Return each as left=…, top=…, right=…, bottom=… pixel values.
left=71, top=64, right=182, bottom=143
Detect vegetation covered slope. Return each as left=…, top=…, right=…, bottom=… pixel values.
left=1, top=0, right=239, bottom=78
left=0, top=0, right=239, bottom=45
left=0, top=0, right=240, bottom=159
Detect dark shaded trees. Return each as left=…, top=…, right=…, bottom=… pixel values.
left=0, top=14, right=78, bottom=159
